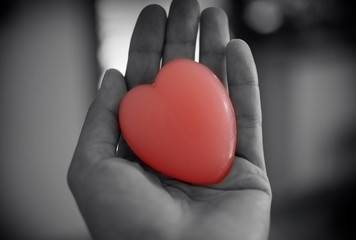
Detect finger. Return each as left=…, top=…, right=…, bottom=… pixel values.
left=162, top=0, right=200, bottom=64
left=226, top=39, right=265, bottom=170
left=117, top=135, right=139, bottom=161
left=200, top=7, right=230, bottom=88
left=70, top=69, right=127, bottom=174
left=125, top=5, right=166, bottom=89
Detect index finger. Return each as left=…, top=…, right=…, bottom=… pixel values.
left=125, top=5, right=167, bottom=89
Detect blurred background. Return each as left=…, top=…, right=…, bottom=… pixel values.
left=0, top=0, right=355, bottom=239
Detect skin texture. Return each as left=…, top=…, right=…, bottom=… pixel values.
left=68, top=1, right=272, bottom=239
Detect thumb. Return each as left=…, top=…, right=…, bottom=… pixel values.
left=71, top=69, right=127, bottom=175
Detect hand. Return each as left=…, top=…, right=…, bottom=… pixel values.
left=68, top=0, right=271, bottom=239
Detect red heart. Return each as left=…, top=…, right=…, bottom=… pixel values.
left=118, top=59, right=236, bottom=184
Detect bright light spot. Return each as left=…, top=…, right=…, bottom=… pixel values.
left=97, top=34, right=129, bottom=73
left=244, top=0, right=283, bottom=34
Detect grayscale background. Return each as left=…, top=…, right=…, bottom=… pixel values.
left=1, top=0, right=355, bottom=239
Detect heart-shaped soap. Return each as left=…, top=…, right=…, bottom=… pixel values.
left=118, top=59, right=236, bottom=184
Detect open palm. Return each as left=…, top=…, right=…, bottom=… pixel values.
left=68, top=1, right=271, bottom=239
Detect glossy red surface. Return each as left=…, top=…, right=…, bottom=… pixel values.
left=119, top=59, right=236, bottom=184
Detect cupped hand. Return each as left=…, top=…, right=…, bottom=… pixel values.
left=68, top=1, right=271, bottom=239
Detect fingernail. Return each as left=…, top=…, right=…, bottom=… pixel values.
left=98, top=69, right=113, bottom=90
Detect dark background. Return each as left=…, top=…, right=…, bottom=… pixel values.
left=1, top=0, right=355, bottom=239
